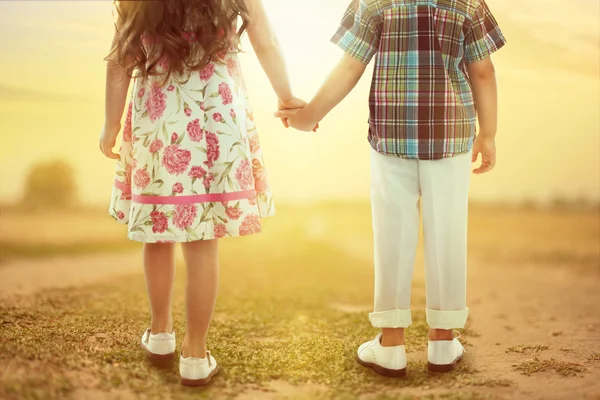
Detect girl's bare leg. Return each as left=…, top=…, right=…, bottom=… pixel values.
left=143, top=243, right=176, bottom=333
left=181, top=239, right=219, bottom=358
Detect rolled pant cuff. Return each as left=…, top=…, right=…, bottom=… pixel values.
left=426, top=308, right=469, bottom=330
left=369, top=309, right=412, bottom=328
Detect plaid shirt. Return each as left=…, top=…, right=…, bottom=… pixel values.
left=332, top=0, right=507, bottom=160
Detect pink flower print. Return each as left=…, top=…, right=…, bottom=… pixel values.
left=141, top=32, right=156, bottom=48
left=134, top=168, right=151, bottom=189
left=145, top=83, right=167, bottom=122
left=173, top=204, right=198, bottom=230
left=172, top=182, right=184, bottom=194
left=200, top=102, right=206, bottom=111
left=187, top=119, right=204, bottom=142
left=124, top=164, right=133, bottom=186
left=182, top=31, right=197, bottom=43
left=214, top=224, right=227, bottom=239
left=248, top=133, right=260, bottom=154
left=203, top=173, right=214, bottom=189
left=149, top=139, right=164, bottom=153
left=216, top=49, right=228, bottom=60
left=117, top=211, right=125, bottom=220
left=123, top=103, right=133, bottom=143
left=184, top=107, right=192, bottom=117
left=227, top=58, right=239, bottom=79
left=235, top=159, right=253, bottom=190
left=158, top=55, right=169, bottom=70
left=248, top=196, right=257, bottom=206
left=213, top=113, right=223, bottom=122
left=204, top=132, right=220, bottom=168
left=218, top=82, right=233, bottom=105
left=150, top=210, right=169, bottom=234
left=162, top=145, right=192, bottom=176
left=189, top=165, right=207, bottom=180
left=123, top=159, right=136, bottom=193
left=171, top=132, right=178, bottom=144
left=167, top=85, right=175, bottom=92
left=138, top=88, right=145, bottom=98
left=252, top=159, right=266, bottom=184
left=230, top=109, right=236, bottom=119
left=239, top=214, right=261, bottom=236
left=199, top=63, right=215, bottom=81
left=141, top=33, right=150, bottom=47
left=225, top=206, right=242, bottom=221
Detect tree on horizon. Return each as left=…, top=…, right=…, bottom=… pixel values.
left=22, top=160, right=78, bottom=209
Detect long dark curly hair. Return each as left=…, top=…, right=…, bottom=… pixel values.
left=106, top=0, right=250, bottom=81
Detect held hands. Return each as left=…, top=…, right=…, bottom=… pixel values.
left=472, top=134, right=496, bottom=174
left=276, top=97, right=320, bottom=132
left=99, top=122, right=121, bottom=160
left=278, top=97, right=306, bottom=128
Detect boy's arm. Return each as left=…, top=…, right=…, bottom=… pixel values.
left=274, top=54, right=367, bottom=131
left=463, top=1, right=506, bottom=174
left=100, top=32, right=131, bottom=160
left=468, top=57, right=498, bottom=174
left=468, top=57, right=497, bottom=138
left=274, top=0, right=380, bottom=131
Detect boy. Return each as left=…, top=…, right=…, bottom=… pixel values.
left=276, top=0, right=506, bottom=376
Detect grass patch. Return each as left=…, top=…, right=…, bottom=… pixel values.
left=512, top=357, right=586, bottom=377
left=505, top=345, right=549, bottom=354
left=1, top=375, right=73, bottom=400
left=0, top=233, right=489, bottom=400
left=588, top=352, right=600, bottom=361
left=438, top=393, right=494, bottom=400
left=0, top=241, right=139, bottom=262
left=361, top=393, right=493, bottom=400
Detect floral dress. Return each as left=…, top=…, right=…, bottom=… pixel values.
left=109, top=52, right=275, bottom=243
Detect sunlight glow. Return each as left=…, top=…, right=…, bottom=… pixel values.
left=0, top=0, right=598, bottom=206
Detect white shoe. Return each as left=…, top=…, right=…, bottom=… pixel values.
left=357, top=333, right=407, bottom=377
left=428, top=332, right=466, bottom=372
left=179, top=351, right=219, bottom=386
left=140, top=328, right=176, bottom=361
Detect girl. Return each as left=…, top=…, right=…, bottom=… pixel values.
left=99, top=0, right=309, bottom=386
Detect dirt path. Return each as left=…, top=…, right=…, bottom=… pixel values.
left=327, top=236, right=600, bottom=400
left=0, top=251, right=141, bottom=300
left=466, top=254, right=600, bottom=400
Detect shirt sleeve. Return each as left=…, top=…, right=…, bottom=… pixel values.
left=331, top=0, right=382, bottom=64
left=464, top=0, right=507, bottom=64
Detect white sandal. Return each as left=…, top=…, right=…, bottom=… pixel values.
left=179, top=350, right=219, bottom=386
left=140, top=328, right=176, bottom=361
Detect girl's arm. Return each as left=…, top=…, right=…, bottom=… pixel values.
left=274, top=54, right=367, bottom=131
left=100, top=33, right=131, bottom=159
left=245, top=0, right=297, bottom=106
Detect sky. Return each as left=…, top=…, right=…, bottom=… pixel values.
left=0, top=0, right=598, bottom=206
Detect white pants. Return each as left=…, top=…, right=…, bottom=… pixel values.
left=369, top=149, right=472, bottom=330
